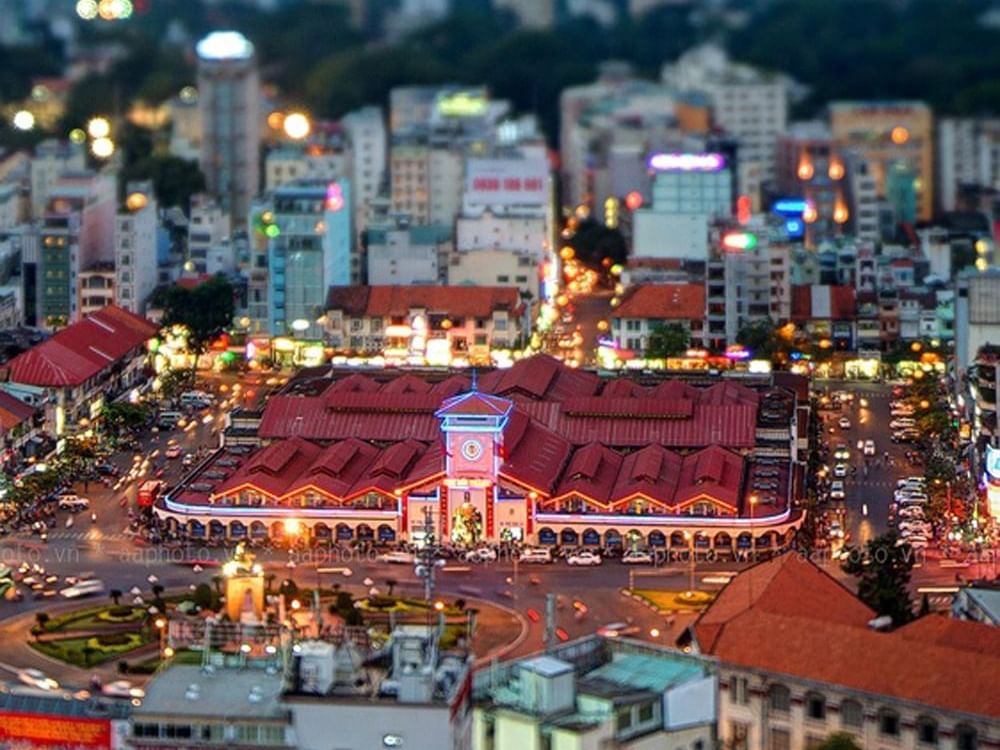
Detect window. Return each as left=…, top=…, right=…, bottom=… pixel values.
left=878, top=709, right=900, bottom=737
left=768, top=684, right=791, bottom=713
left=956, top=725, right=978, bottom=750
left=769, top=727, right=790, bottom=750
left=616, top=708, right=633, bottom=732
left=497, top=275, right=510, bottom=283
left=916, top=716, right=938, bottom=745
left=638, top=702, right=654, bottom=723
left=805, top=692, right=826, bottom=721
left=840, top=699, right=863, bottom=728
left=730, top=676, right=749, bottom=705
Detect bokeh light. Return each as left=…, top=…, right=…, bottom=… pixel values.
left=91, top=137, right=115, bottom=158
left=87, top=117, right=111, bottom=139
left=11, top=111, right=35, bottom=131
left=283, top=112, right=311, bottom=140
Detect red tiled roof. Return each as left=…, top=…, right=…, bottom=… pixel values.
left=791, top=285, right=856, bottom=322
left=673, top=445, right=743, bottom=510
left=611, top=284, right=705, bottom=320
left=478, top=354, right=602, bottom=401
left=5, top=305, right=157, bottom=387
left=435, top=391, right=513, bottom=418
left=326, top=285, right=522, bottom=318
left=0, top=390, right=35, bottom=431
left=692, top=555, right=1000, bottom=720
left=552, top=442, right=623, bottom=505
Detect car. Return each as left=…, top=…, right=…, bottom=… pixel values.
left=375, top=550, right=415, bottom=565
left=567, top=550, right=602, bottom=566
left=897, top=478, right=926, bottom=489
left=165, top=445, right=183, bottom=459
left=834, top=447, right=850, bottom=461
left=863, top=440, right=876, bottom=456
left=833, top=464, right=848, bottom=478
left=899, top=524, right=932, bottom=536
left=182, top=453, right=195, bottom=466
left=518, top=547, right=553, bottom=564
left=896, top=490, right=929, bottom=500
left=829, top=481, right=845, bottom=500
left=101, top=680, right=145, bottom=699
left=596, top=622, right=641, bottom=638
left=59, top=579, right=105, bottom=599
left=890, top=418, right=916, bottom=429
left=17, top=669, right=58, bottom=691
left=898, top=506, right=926, bottom=519
left=891, top=408, right=915, bottom=417
left=57, top=494, right=90, bottom=511
left=828, top=521, right=844, bottom=539
left=464, top=547, right=497, bottom=563
left=901, top=537, right=928, bottom=549
left=621, top=550, right=654, bottom=565
left=838, top=417, right=852, bottom=429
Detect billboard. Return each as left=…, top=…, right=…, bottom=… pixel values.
left=0, top=712, right=113, bottom=748
left=465, top=159, right=548, bottom=207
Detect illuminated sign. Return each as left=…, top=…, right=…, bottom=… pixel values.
left=785, top=218, right=804, bottom=237
left=722, top=232, right=758, bottom=252
left=437, top=91, right=488, bottom=118
left=196, top=31, right=254, bottom=61
left=725, top=345, right=751, bottom=360
left=0, top=712, right=112, bottom=748
left=465, top=158, right=548, bottom=206
left=985, top=445, right=1000, bottom=480
left=325, top=182, right=345, bottom=212
left=772, top=199, right=808, bottom=215
left=648, top=153, right=725, bottom=172
left=443, top=478, right=494, bottom=489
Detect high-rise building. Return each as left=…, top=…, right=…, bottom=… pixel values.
left=829, top=101, right=934, bottom=223
left=187, top=194, right=231, bottom=275
left=38, top=170, right=116, bottom=327
left=663, top=44, right=790, bottom=206
left=632, top=151, right=733, bottom=260
left=196, top=30, right=261, bottom=223
left=264, top=180, right=352, bottom=339
left=937, top=117, right=1000, bottom=212
left=115, top=181, right=158, bottom=315
left=342, top=106, right=387, bottom=236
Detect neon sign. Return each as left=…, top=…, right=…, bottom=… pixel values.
left=648, top=153, right=725, bottom=172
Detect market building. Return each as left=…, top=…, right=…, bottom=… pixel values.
left=157, top=355, right=805, bottom=550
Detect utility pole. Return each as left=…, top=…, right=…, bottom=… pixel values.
left=544, top=593, right=556, bottom=652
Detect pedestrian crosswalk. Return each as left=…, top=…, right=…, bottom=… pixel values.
left=2, top=531, right=129, bottom=543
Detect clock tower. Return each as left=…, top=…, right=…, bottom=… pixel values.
left=435, top=389, right=512, bottom=544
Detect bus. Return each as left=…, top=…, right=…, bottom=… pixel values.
left=138, top=480, right=164, bottom=508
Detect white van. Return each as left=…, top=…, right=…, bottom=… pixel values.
left=180, top=391, right=212, bottom=407
left=57, top=494, right=90, bottom=511
left=60, top=579, right=105, bottom=599
left=158, top=411, right=183, bottom=428
left=518, top=547, right=553, bottom=564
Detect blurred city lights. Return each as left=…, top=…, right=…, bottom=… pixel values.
left=11, top=110, right=35, bottom=131
left=283, top=112, right=311, bottom=140
left=76, top=0, right=98, bottom=19
left=69, top=128, right=87, bottom=144
left=91, top=137, right=115, bottom=158
left=87, top=117, right=111, bottom=139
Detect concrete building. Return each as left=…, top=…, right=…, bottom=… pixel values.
left=264, top=143, right=349, bottom=194
left=167, top=90, right=202, bottom=162
left=632, top=152, right=733, bottom=260
left=196, top=30, right=261, bottom=222
left=938, top=117, right=1000, bottom=212
left=455, top=211, right=547, bottom=262
left=37, top=170, right=116, bottom=326
left=116, top=181, right=159, bottom=314
left=2, top=305, right=156, bottom=437
left=663, top=44, right=789, bottom=204
left=29, top=138, right=85, bottom=219
left=955, top=269, right=1000, bottom=373
left=472, top=636, right=717, bottom=750
left=0, top=182, right=20, bottom=230
left=559, top=64, right=680, bottom=211
left=342, top=106, right=387, bottom=235
left=324, top=285, right=521, bottom=361
left=389, top=142, right=463, bottom=226
left=448, top=248, right=540, bottom=301
left=830, top=101, right=934, bottom=223
left=366, top=219, right=450, bottom=286
left=691, top=554, right=1000, bottom=750
left=77, top=262, right=115, bottom=318
left=265, top=180, right=353, bottom=339
left=610, top=283, right=706, bottom=354
left=952, top=586, right=1000, bottom=626
left=187, top=194, right=230, bottom=275
left=705, top=229, right=791, bottom=349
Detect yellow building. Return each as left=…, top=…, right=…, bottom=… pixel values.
left=830, top=101, right=934, bottom=222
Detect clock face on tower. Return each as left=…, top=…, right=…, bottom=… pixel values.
left=461, top=438, right=484, bottom=462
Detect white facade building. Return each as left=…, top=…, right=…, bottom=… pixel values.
left=187, top=194, right=230, bottom=275
left=29, top=139, right=85, bottom=219
left=938, top=117, right=1000, bottom=212
left=343, top=106, right=387, bottom=235
left=366, top=220, right=450, bottom=286
left=115, top=181, right=158, bottom=315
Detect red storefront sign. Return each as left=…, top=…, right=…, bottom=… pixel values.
left=0, top=712, right=112, bottom=748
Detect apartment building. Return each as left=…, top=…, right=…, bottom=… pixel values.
left=610, top=283, right=706, bottom=353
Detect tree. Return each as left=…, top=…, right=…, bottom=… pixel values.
left=737, top=319, right=779, bottom=358
left=158, top=276, right=235, bottom=374
left=122, top=154, right=206, bottom=211
left=815, top=734, right=863, bottom=750
left=109, top=589, right=122, bottom=606
left=645, top=323, right=690, bottom=358
left=842, top=532, right=915, bottom=626
left=157, top=368, right=195, bottom=402
left=100, top=403, right=150, bottom=435
left=34, top=612, right=49, bottom=638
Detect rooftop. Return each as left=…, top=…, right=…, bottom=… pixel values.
left=692, top=554, right=1000, bottom=720
left=325, top=285, right=522, bottom=319
left=4, top=305, right=158, bottom=387
left=611, top=284, right=705, bottom=321
left=133, top=664, right=287, bottom=721
left=0, top=685, right=131, bottom=720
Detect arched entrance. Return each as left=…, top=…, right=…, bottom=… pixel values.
left=250, top=521, right=267, bottom=539
left=582, top=528, right=600, bottom=546
left=604, top=529, right=622, bottom=547
left=313, top=523, right=332, bottom=544
left=560, top=528, right=579, bottom=545
left=335, top=523, right=353, bottom=541
left=538, top=527, right=557, bottom=545
left=377, top=524, right=396, bottom=543
left=648, top=530, right=666, bottom=547
left=357, top=524, right=374, bottom=542
left=230, top=521, right=247, bottom=539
